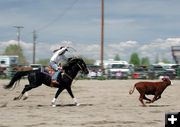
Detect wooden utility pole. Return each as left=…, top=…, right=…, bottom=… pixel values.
left=100, top=0, right=104, bottom=72
left=32, top=30, right=37, bottom=64
left=13, top=26, right=24, bottom=47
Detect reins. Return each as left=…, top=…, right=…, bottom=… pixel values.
left=62, top=62, right=84, bottom=84
left=63, top=72, right=78, bottom=84
left=63, top=72, right=73, bottom=81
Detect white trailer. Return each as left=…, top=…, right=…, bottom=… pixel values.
left=0, top=55, right=19, bottom=67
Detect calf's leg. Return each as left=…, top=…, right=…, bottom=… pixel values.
left=136, top=87, right=146, bottom=106
left=143, top=95, right=151, bottom=103
left=151, top=94, right=161, bottom=103
left=139, top=94, right=146, bottom=106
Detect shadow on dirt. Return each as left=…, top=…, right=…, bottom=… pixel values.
left=37, top=103, right=93, bottom=107
left=148, top=104, right=170, bottom=107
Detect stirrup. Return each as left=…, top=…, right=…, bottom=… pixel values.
left=52, top=80, right=59, bottom=84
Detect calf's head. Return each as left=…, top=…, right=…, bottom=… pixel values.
left=162, top=78, right=171, bottom=86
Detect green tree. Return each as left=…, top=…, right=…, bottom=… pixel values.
left=162, top=58, right=170, bottom=63
left=36, top=59, right=50, bottom=66
left=82, top=57, right=95, bottom=65
left=76, top=55, right=95, bottom=65
left=114, top=54, right=121, bottom=61
left=155, top=54, right=159, bottom=64
left=36, top=56, right=95, bottom=67
left=129, top=52, right=140, bottom=66
left=141, top=57, right=150, bottom=66
left=3, top=44, right=27, bottom=64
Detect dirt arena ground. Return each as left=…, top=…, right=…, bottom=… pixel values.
left=0, top=79, right=179, bottom=127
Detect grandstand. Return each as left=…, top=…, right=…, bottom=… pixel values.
left=171, top=46, right=180, bottom=64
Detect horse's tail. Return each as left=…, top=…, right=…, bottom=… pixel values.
left=129, top=85, right=136, bottom=95
left=4, top=71, right=31, bottom=89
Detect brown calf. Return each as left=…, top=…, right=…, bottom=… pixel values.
left=129, top=78, right=171, bottom=106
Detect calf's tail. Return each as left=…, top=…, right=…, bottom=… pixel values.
left=129, top=85, right=136, bottom=95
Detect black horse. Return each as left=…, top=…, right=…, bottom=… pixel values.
left=4, top=57, right=89, bottom=107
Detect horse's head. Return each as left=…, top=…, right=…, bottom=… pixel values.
left=64, top=57, right=89, bottom=75
left=76, top=58, right=89, bottom=75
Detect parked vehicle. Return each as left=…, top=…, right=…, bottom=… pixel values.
left=148, top=64, right=176, bottom=79
left=171, top=64, right=180, bottom=79
left=132, top=66, right=148, bottom=79
left=106, top=61, right=130, bottom=79
left=86, top=64, right=102, bottom=79
left=148, top=64, right=166, bottom=79
left=94, top=59, right=131, bottom=79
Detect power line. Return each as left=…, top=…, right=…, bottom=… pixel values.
left=18, top=0, right=79, bottom=41
left=36, top=0, right=79, bottom=32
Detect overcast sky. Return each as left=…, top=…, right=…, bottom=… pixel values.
left=0, top=0, right=180, bottom=63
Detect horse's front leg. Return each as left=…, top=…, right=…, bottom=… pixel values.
left=51, top=87, right=64, bottom=107
left=66, top=86, right=80, bottom=106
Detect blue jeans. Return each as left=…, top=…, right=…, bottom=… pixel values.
left=49, top=61, right=61, bottom=80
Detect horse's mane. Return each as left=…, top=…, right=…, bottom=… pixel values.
left=68, top=57, right=83, bottom=64
left=63, top=57, right=82, bottom=70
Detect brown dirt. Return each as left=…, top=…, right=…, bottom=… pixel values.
left=0, top=79, right=179, bottom=127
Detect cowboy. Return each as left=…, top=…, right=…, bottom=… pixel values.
left=49, top=46, right=68, bottom=84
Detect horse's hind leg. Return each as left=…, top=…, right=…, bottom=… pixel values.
left=13, top=93, right=23, bottom=100
left=14, top=83, right=39, bottom=100
left=14, top=85, right=29, bottom=100
left=14, top=92, right=28, bottom=100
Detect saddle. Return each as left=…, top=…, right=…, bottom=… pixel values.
left=47, top=65, right=64, bottom=78
left=47, top=65, right=55, bottom=76
left=47, top=66, right=61, bottom=87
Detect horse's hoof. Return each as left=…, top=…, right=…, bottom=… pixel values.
left=13, top=97, right=19, bottom=100
left=52, top=104, right=56, bottom=107
left=23, top=97, right=28, bottom=100
left=75, top=103, right=80, bottom=106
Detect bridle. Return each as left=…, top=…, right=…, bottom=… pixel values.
left=77, top=63, right=84, bottom=72
left=63, top=59, right=86, bottom=81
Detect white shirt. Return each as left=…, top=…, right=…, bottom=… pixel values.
left=50, top=47, right=67, bottom=64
